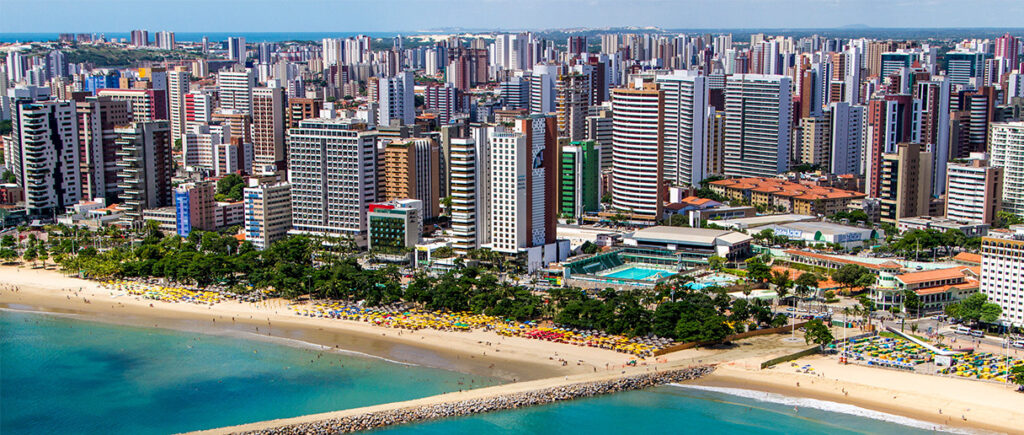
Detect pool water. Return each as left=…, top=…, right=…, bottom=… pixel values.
left=600, top=266, right=675, bottom=281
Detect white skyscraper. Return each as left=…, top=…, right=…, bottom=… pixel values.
left=167, top=70, right=190, bottom=143
left=990, top=122, right=1024, bottom=215
left=217, top=68, right=255, bottom=115
left=322, top=38, right=343, bottom=66
left=530, top=64, right=558, bottom=114
left=489, top=132, right=529, bottom=253
left=610, top=86, right=664, bottom=220
left=722, top=74, right=793, bottom=178
left=288, top=118, right=377, bottom=242
left=449, top=137, right=491, bottom=254
left=377, top=71, right=415, bottom=126
left=656, top=71, right=709, bottom=187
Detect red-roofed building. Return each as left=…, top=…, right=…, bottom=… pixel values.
left=709, top=177, right=865, bottom=215
left=873, top=267, right=979, bottom=312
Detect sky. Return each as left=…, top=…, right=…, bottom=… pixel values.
left=1, top=0, right=1023, bottom=33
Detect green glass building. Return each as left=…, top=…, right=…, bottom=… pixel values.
left=559, top=140, right=601, bottom=220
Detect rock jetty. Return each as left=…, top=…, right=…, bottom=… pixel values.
left=237, top=366, right=714, bottom=434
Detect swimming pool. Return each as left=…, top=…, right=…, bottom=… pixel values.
left=599, top=266, right=675, bottom=281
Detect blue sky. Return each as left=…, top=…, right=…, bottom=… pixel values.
left=1, top=0, right=1022, bottom=33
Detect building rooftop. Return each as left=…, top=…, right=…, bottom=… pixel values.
left=712, top=214, right=817, bottom=229
left=778, top=221, right=874, bottom=236
left=629, top=226, right=752, bottom=246
left=952, top=252, right=981, bottom=265
left=894, top=267, right=969, bottom=286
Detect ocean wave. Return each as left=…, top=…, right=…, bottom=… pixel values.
left=230, top=330, right=421, bottom=367
left=669, top=384, right=982, bottom=434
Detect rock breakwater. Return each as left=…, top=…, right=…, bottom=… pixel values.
left=237, top=366, right=714, bottom=434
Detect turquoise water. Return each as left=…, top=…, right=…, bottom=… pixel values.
left=372, top=385, right=951, bottom=434
left=0, top=309, right=495, bottom=435
left=601, top=266, right=675, bottom=281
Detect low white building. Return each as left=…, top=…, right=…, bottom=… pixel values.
left=764, top=221, right=882, bottom=249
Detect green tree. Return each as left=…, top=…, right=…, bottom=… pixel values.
left=707, top=255, right=725, bottom=271
left=833, top=264, right=871, bottom=290
left=0, top=248, right=17, bottom=263
left=580, top=241, right=599, bottom=255
left=995, top=211, right=1024, bottom=229
left=769, top=269, right=792, bottom=298
left=1011, top=365, right=1024, bottom=390
left=794, top=272, right=819, bottom=298
left=804, top=319, right=834, bottom=345
left=215, top=174, right=245, bottom=202
left=902, top=290, right=921, bottom=317
left=745, top=258, right=771, bottom=283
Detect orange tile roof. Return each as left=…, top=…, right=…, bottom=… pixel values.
left=895, top=267, right=969, bottom=286
left=915, top=280, right=979, bottom=296
left=953, top=252, right=981, bottom=265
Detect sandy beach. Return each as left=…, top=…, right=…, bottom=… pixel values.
left=0, top=265, right=690, bottom=381
left=696, top=355, right=1024, bottom=434
left=4, top=264, right=1021, bottom=434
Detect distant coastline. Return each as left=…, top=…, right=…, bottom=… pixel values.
left=4, top=27, right=1024, bottom=44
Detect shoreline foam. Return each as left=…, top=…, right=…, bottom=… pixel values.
left=672, top=384, right=977, bottom=434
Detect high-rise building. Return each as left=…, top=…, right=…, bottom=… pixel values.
left=878, top=143, right=933, bottom=223
left=377, top=71, right=415, bottom=126
left=449, top=136, right=490, bottom=255
left=657, top=71, right=709, bottom=187
left=488, top=116, right=558, bottom=254
left=945, top=153, right=1002, bottom=225
left=989, top=122, right=1024, bottom=215
left=227, top=37, right=246, bottom=63
left=530, top=64, right=558, bottom=114
left=866, top=95, right=921, bottom=197
left=610, top=86, right=664, bottom=220
left=174, top=181, right=216, bottom=237
left=706, top=110, right=726, bottom=176
left=287, top=118, right=377, bottom=243
left=980, top=228, right=1024, bottom=327
left=555, top=72, right=589, bottom=141
left=251, top=87, right=286, bottom=173
left=827, top=102, right=866, bottom=176
left=798, top=117, right=831, bottom=168
left=76, top=96, right=132, bottom=203
left=559, top=141, right=601, bottom=220
left=500, top=76, right=530, bottom=110
left=14, top=100, right=80, bottom=216
left=130, top=30, right=149, bottom=47
left=166, top=69, right=190, bottom=143
left=424, top=83, right=457, bottom=125
left=287, top=98, right=323, bottom=129
left=243, top=179, right=292, bottom=250
left=115, top=121, right=173, bottom=223
left=154, top=31, right=175, bottom=50
left=96, top=88, right=168, bottom=122
left=585, top=108, right=613, bottom=172
left=217, top=68, right=256, bottom=115
left=182, top=122, right=231, bottom=170
left=379, top=138, right=440, bottom=220
left=722, top=74, right=793, bottom=178
left=945, top=51, right=985, bottom=88
left=184, top=92, right=213, bottom=128
left=995, top=33, right=1019, bottom=70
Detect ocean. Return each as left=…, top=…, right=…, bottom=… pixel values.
left=0, top=309, right=955, bottom=435
left=0, top=32, right=402, bottom=44
left=0, top=309, right=495, bottom=434
left=372, top=385, right=956, bottom=434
